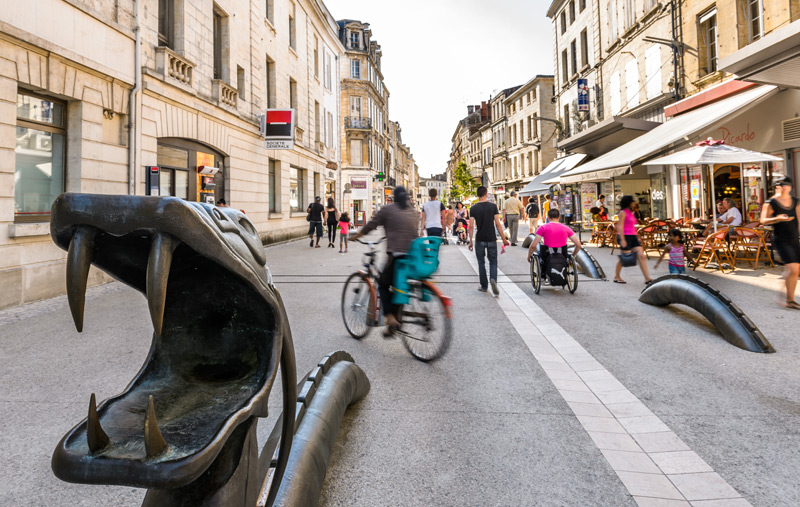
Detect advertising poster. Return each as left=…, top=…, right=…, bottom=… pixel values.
left=350, top=178, right=368, bottom=200
left=690, top=180, right=700, bottom=201
left=581, top=184, right=597, bottom=224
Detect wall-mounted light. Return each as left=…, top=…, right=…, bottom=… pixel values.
left=103, top=110, right=115, bottom=120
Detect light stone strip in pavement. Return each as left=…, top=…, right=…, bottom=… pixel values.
left=458, top=246, right=750, bottom=507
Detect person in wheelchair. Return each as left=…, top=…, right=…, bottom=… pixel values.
left=527, top=208, right=583, bottom=284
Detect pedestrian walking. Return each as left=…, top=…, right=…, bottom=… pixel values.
left=338, top=212, right=351, bottom=253
left=760, top=178, right=800, bottom=309
left=352, top=186, right=419, bottom=332
left=454, top=202, right=468, bottom=236
left=468, top=186, right=509, bottom=296
left=543, top=194, right=552, bottom=221
left=654, top=229, right=692, bottom=274
left=526, top=198, right=540, bottom=236
left=614, top=195, right=654, bottom=284
left=307, top=196, right=326, bottom=248
left=421, top=188, right=446, bottom=238
left=503, top=190, right=524, bottom=245
left=325, top=197, right=339, bottom=248
left=443, top=205, right=455, bottom=242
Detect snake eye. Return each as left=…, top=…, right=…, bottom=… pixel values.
left=238, top=217, right=257, bottom=237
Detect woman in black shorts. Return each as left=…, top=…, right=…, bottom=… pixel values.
left=761, top=178, right=800, bottom=309
left=614, top=195, right=653, bottom=284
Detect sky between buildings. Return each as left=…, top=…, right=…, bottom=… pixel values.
left=325, top=0, right=554, bottom=178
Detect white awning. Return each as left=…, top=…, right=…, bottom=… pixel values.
left=558, top=85, right=776, bottom=184
left=519, top=154, right=587, bottom=196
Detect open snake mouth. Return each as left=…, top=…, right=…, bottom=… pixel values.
left=50, top=194, right=286, bottom=489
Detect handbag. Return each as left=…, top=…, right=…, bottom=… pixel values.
left=306, top=212, right=311, bottom=222
left=618, top=251, right=638, bottom=267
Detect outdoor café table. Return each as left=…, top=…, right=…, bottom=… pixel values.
left=679, top=228, right=700, bottom=246
left=569, top=221, right=583, bottom=242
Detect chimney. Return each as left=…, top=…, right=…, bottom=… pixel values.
left=467, top=105, right=474, bottom=114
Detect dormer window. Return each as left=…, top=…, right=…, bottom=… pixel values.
left=349, top=31, right=360, bottom=49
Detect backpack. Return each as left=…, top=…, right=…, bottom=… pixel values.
left=545, top=248, right=568, bottom=286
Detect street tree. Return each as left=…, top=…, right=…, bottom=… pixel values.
left=449, top=160, right=477, bottom=203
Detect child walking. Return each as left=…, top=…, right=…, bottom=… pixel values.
left=338, top=212, right=351, bottom=253
left=655, top=229, right=692, bottom=274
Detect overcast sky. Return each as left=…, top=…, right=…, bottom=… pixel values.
left=324, top=0, right=554, bottom=178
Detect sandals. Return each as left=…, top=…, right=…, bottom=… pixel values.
left=613, top=279, right=627, bottom=284
left=786, top=301, right=800, bottom=310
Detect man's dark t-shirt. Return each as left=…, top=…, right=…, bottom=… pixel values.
left=308, top=202, right=325, bottom=222
left=470, top=201, right=500, bottom=242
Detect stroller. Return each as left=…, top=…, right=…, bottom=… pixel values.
left=454, top=220, right=469, bottom=245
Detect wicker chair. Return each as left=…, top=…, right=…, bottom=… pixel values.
left=731, top=227, right=774, bottom=269
left=693, top=229, right=735, bottom=273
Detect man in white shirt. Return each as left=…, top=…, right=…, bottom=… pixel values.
left=420, top=188, right=446, bottom=237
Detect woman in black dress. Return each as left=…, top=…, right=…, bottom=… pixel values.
left=760, top=178, right=800, bottom=309
left=325, top=198, right=339, bottom=248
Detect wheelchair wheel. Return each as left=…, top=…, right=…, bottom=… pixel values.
left=566, top=255, right=578, bottom=294
left=530, top=255, right=542, bottom=294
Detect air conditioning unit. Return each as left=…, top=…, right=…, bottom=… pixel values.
left=35, top=133, right=52, bottom=151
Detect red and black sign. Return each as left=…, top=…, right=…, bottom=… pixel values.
left=265, top=110, right=293, bottom=138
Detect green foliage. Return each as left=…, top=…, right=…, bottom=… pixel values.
left=449, top=160, right=477, bottom=202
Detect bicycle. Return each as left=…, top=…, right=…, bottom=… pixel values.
left=529, top=245, right=579, bottom=295
left=341, top=237, right=453, bottom=362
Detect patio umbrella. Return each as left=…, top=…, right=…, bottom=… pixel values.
left=643, top=139, right=781, bottom=232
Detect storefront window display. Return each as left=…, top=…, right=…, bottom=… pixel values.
left=650, top=172, right=667, bottom=219
left=680, top=166, right=705, bottom=219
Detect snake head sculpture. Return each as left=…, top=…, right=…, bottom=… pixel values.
left=49, top=193, right=288, bottom=489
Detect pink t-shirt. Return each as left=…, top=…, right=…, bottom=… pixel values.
left=622, top=209, right=637, bottom=235
left=535, top=222, right=574, bottom=248
left=339, top=221, right=350, bottom=235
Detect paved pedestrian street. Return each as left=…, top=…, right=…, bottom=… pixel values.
left=1, top=229, right=799, bottom=506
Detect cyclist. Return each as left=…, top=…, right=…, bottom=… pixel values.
left=527, top=208, right=582, bottom=284
left=351, top=186, right=419, bottom=332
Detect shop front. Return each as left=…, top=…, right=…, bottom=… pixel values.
left=155, top=139, right=226, bottom=204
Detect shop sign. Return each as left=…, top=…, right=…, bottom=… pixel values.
left=716, top=123, right=755, bottom=146
left=577, top=79, right=590, bottom=112
left=690, top=180, right=700, bottom=200
left=350, top=177, right=368, bottom=200
left=652, top=190, right=665, bottom=201
left=262, top=109, right=295, bottom=150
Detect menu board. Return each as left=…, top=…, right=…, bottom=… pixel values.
left=581, top=183, right=597, bottom=225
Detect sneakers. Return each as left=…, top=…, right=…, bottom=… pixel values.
left=478, top=286, right=488, bottom=292
left=491, top=280, right=499, bottom=296
left=309, top=239, right=314, bottom=247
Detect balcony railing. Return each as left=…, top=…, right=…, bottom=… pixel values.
left=155, top=47, right=195, bottom=89
left=212, top=79, right=238, bottom=109
left=345, top=116, right=371, bottom=129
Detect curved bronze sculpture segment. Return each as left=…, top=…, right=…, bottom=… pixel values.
left=49, top=193, right=293, bottom=490
left=573, top=248, right=606, bottom=280
left=639, top=274, right=775, bottom=353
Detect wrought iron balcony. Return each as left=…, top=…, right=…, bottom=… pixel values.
left=345, top=116, right=371, bottom=129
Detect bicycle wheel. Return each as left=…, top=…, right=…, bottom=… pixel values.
left=341, top=272, right=372, bottom=339
left=530, top=255, right=542, bottom=294
left=567, top=256, right=578, bottom=294
left=398, top=283, right=452, bottom=362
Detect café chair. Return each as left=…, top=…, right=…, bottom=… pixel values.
left=692, top=229, right=735, bottom=273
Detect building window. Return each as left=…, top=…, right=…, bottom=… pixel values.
left=645, top=0, right=658, bottom=9
left=213, top=6, right=228, bottom=81
left=570, top=39, right=578, bottom=76
left=350, top=96, right=362, bottom=117
left=237, top=65, right=245, bottom=100
left=268, top=159, right=277, bottom=212
left=265, top=55, right=276, bottom=108
left=349, top=30, right=360, bottom=49
left=314, top=101, right=320, bottom=143
left=698, top=8, right=718, bottom=76
left=532, top=113, right=538, bottom=138
left=265, top=0, right=274, bottom=24
left=607, top=0, right=618, bottom=43
left=15, top=92, right=66, bottom=222
left=157, top=145, right=190, bottom=200
left=327, top=111, right=333, bottom=146
left=314, top=35, right=319, bottom=77
left=580, top=29, right=589, bottom=67
left=324, top=51, right=332, bottom=90
left=561, top=49, right=569, bottom=83
left=560, top=11, right=567, bottom=34
left=569, top=0, right=576, bottom=23
left=158, top=0, right=174, bottom=48
left=563, top=104, right=570, bottom=136
left=314, top=172, right=320, bottom=200
left=289, top=6, right=296, bottom=49
left=289, top=166, right=304, bottom=211
left=624, top=0, right=636, bottom=31
left=350, top=59, right=360, bottom=79
left=744, top=0, right=763, bottom=43
left=350, top=140, right=362, bottom=165
left=289, top=77, right=297, bottom=109
left=625, top=58, right=639, bottom=108
left=580, top=0, right=586, bottom=12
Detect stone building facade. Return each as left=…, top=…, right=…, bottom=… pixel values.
left=1, top=0, right=344, bottom=309
left=337, top=19, right=390, bottom=222
left=489, top=86, right=520, bottom=199
left=501, top=76, right=557, bottom=192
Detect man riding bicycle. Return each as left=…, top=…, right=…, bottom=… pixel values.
left=351, top=186, right=418, bottom=332
left=527, top=208, right=582, bottom=284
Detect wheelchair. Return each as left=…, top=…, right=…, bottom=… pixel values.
left=529, top=244, right=578, bottom=295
